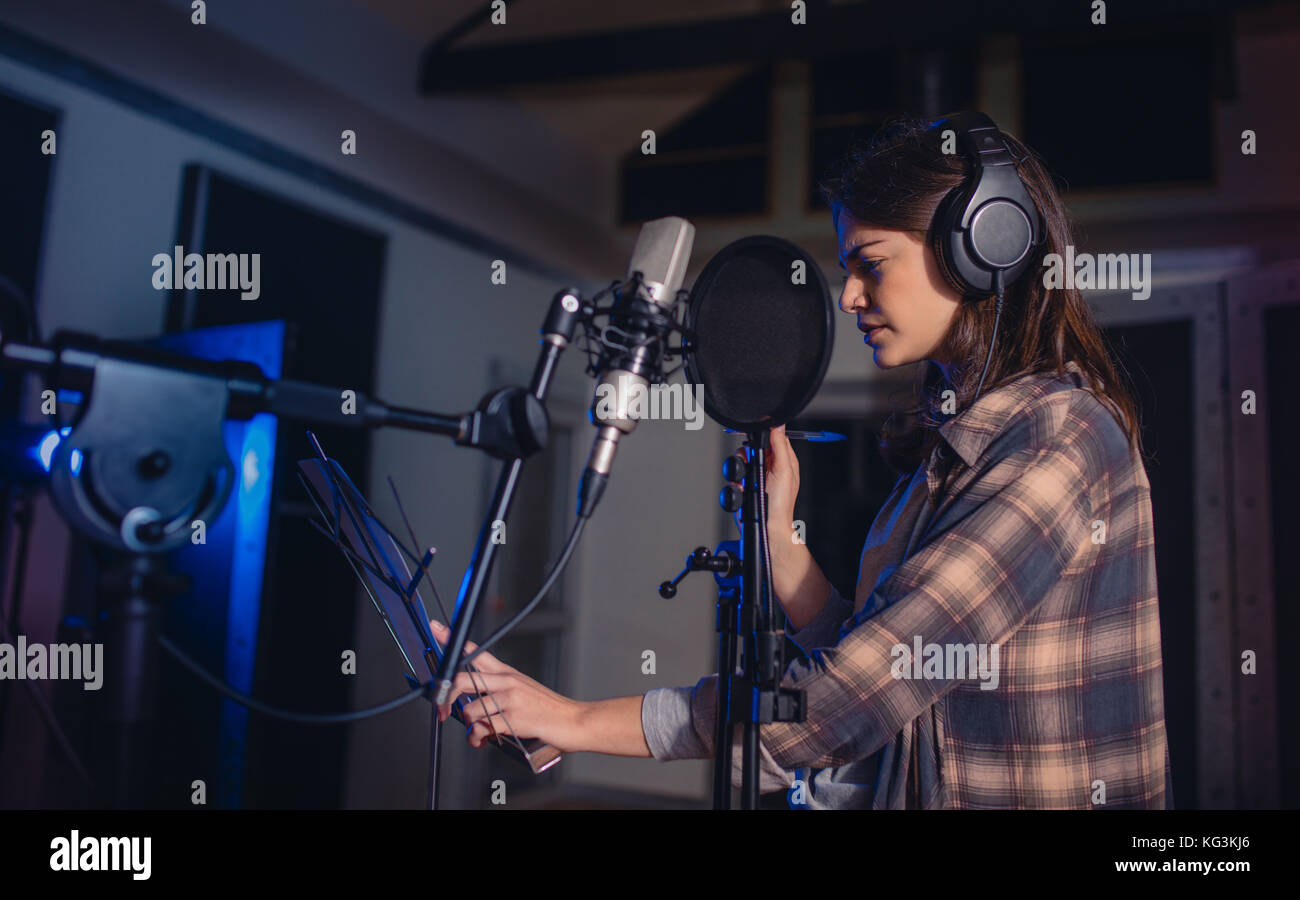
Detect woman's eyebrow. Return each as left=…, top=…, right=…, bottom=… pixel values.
left=838, top=239, right=886, bottom=268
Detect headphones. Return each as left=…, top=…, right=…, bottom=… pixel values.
left=927, top=111, right=1044, bottom=300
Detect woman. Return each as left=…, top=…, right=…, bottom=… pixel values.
left=434, top=114, right=1172, bottom=809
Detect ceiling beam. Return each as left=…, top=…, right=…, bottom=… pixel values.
left=419, top=0, right=1253, bottom=93
left=427, top=0, right=526, bottom=59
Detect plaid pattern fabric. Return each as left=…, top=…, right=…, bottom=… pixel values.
left=672, top=362, right=1171, bottom=808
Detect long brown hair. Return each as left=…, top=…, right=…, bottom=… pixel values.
left=818, top=115, right=1143, bottom=475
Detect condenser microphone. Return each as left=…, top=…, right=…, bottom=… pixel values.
left=577, top=216, right=695, bottom=518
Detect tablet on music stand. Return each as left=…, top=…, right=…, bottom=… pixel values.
left=295, top=430, right=562, bottom=775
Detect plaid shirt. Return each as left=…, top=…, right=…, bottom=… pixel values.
left=641, top=362, right=1172, bottom=808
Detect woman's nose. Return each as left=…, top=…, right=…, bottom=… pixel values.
left=839, top=281, right=865, bottom=314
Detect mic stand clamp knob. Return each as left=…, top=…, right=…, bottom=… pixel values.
left=658, top=546, right=740, bottom=598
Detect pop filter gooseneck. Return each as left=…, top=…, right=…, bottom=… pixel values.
left=679, top=234, right=833, bottom=809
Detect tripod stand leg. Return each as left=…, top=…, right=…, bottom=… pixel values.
left=712, top=615, right=737, bottom=810
left=99, top=592, right=160, bottom=808
left=92, top=553, right=190, bottom=809
left=742, top=723, right=760, bottom=809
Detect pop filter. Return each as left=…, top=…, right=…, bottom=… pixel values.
left=683, top=235, right=834, bottom=433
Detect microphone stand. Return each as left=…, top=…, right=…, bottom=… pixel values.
left=658, top=542, right=743, bottom=808
left=736, top=431, right=805, bottom=807
left=0, top=287, right=588, bottom=808
left=660, top=433, right=805, bottom=809
left=432, top=291, right=583, bottom=705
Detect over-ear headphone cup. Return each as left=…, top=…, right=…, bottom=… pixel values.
left=924, top=113, right=1046, bottom=299
left=929, top=186, right=972, bottom=297
left=967, top=200, right=1034, bottom=271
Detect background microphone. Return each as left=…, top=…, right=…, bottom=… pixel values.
left=578, top=216, right=695, bottom=518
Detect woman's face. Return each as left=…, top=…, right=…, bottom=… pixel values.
left=834, top=208, right=962, bottom=372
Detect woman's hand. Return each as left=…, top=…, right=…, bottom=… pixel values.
left=763, top=424, right=801, bottom=551
left=431, top=620, right=588, bottom=752
left=737, top=425, right=833, bottom=631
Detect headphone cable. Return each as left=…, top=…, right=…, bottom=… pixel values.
left=972, top=267, right=1005, bottom=403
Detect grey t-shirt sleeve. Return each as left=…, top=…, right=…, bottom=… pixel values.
left=641, top=686, right=706, bottom=760
left=641, top=677, right=798, bottom=794
left=639, top=586, right=857, bottom=791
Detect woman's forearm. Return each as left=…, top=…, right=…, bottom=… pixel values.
left=571, top=695, right=653, bottom=757
left=550, top=547, right=832, bottom=758
left=770, top=540, right=834, bottom=632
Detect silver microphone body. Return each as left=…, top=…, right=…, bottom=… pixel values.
left=578, top=217, right=695, bottom=514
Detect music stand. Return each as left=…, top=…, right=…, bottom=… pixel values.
left=295, top=430, right=562, bottom=808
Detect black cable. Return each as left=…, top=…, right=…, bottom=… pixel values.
left=5, top=490, right=34, bottom=674
left=157, top=634, right=432, bottom=724
left=973, top=268, right=1005, bottom=402
left=755, top=443, right=777, bottom=630
left=0, top=615, right=99, bottom=796
left=459, top=515, right=587, bottom=668
left=0, top=483, right=17, bottom=730
left=0, top=484, right=98, bottom=800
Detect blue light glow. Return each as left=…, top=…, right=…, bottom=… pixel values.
left=34, top=426, right=73, bottom=472
left=241, top=447, right=261, bottom=491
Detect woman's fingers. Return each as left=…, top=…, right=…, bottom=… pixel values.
left=449, top=670, right=511, bottom=704
left=437, top=668, right=513, bottom=722
left=766, top=425, right=785, bottom=470
left=733, top=427, right=801, bottom=538
left=772, top=427, right=795, bottom=472
left=427, top=619, right=508, bottom=673
left=467, top=720, right=498, bottom=748
left=765, top=428, right=795, bottom=492
left=776, top=426, right=797, bottom=467
left=457, top=674, right=522, bottom=747
left=769, top=429, right=790, bottom=478
left=444, top=665, right=584, bottom=753
left=462, top=689, right=513, bottom=728
left=749, top=425, right=791, bottom=479
left=428, top=618, right=473, bottom=650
